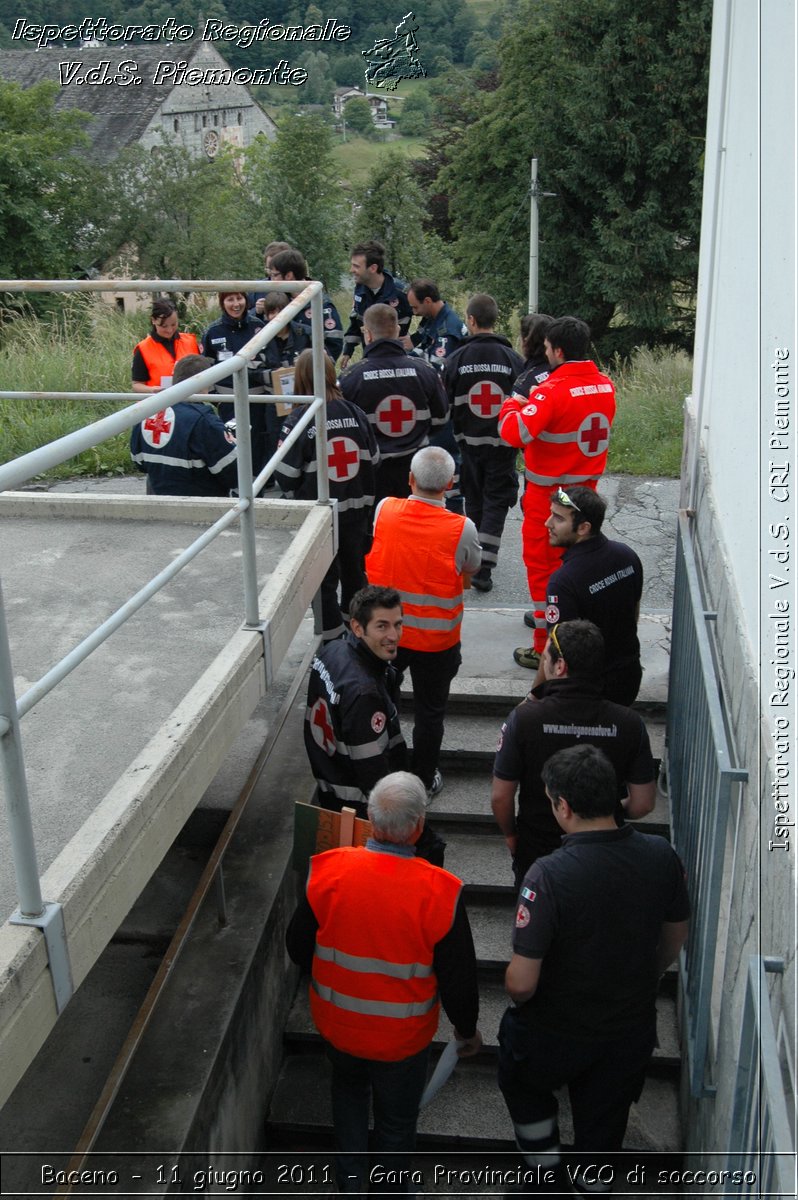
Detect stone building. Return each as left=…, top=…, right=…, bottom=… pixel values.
left=0, top=41, right=276, bottom=164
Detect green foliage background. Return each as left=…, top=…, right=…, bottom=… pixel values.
left=436, top=0, right=712, bottom=356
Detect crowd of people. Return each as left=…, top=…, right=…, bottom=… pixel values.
left=127, top=242, right=689, bottom=1195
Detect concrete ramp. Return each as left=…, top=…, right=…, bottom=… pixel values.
left=0, top=492, right=333, bottom=1107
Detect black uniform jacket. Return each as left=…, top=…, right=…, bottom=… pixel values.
left=445, top=333, right=524, bottom=448
left=340, top=339, right=448, bottom=460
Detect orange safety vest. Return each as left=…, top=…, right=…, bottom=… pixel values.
left=366, top=498, right=465, bottom=652
left=307, top=846, right=462, bottom=1061
left=135, top=331, right=200, bottom=387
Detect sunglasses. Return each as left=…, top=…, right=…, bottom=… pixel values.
left=550, top=623, right=563, bottom=656
left=556, top=487, right=581, bottom=512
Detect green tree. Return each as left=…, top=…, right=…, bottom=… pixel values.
left=298, top=49, right=335, bottom=106
left=352, top=148, right=452, bottom=286
left=98, top=143, right=262, bottom=281
left=0, top=80, right=94, bottom=281
left=439, top=0, right=712, bottom=355
left=397, top=89, right=433, bottom=136
left=343, top=96, right=374, bottom=137
left=245, top=114, right=349, bottom=288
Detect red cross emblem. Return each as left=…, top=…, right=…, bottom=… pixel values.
left=142, top=407, right=174, bottom=447
left=577, top=412, right=611, bottom=456
left=375, top=394, right=417, bottom=438
left=328, top=437, right=360, bottom=482
left=545, top=604, right=560, bottom=624
left=309, top=698, right=336, bottom=756
left=468, top=381, right=503, bottom=419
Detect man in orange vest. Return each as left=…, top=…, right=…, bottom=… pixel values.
left=498, top=316, right=616, bottom=668
left=365, top=446, right=481, bottom=798
left=287, top=771, right=482, bottom=1193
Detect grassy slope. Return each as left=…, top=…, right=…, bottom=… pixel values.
left=332, top=133, right=428, bottom=187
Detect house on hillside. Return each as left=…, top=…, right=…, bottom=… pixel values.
left=332, top=86, right=393, bottom=129
left=0, top=42, right=276, bottom=165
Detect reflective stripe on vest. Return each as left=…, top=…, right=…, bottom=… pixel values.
left=311, top=979, right=438, bottom=1018
left=365, top=499, right=464, bottom=652
left=307, top=847, right=462, bottom=1060
left=315, top=942, right=435, bottom=979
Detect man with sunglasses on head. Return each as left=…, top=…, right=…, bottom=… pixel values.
left=492, top=619, right=655, bottom=887
left=497, top=315, right=615, bottom=669
left=530, top=486, right=644, bottom=705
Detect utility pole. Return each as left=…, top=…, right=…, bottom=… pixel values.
left=528, top=158, right=539, bottom=313
left=528, top=158, right=556, bottom=313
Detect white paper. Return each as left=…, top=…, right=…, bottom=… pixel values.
left=419, top=1038, right=463, bottom=1108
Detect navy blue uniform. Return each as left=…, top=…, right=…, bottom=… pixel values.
left=295, top=292, right=344, bottom=362
left=276, top=398, right=379, bottom=639
left=340, top=338, right=448, bottom=503
left=411, top=302, right=468, bottom=369
left=545, top=535, right=644, bottom=705
left=305, top=633, right=407, bottom=817
left=130, top=401, right=238, bottom=496
left=201, top=311, right=271, bottom=477
left=444, top=333, right=524, bottom=579
left=511, top=355, right=551, bottom=401
left=343, top=271, right=412, bottom=358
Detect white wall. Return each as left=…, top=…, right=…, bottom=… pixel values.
left=683, top=0, right=796, bottom=1162
left=689, top=0, right=796, bottom=667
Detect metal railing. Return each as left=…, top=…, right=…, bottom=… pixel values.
left=728, top=956, right=794, bottom=1196
left=666, top=510, right=748, bottom=1098
left=0, top=278, right=332, bottom=1011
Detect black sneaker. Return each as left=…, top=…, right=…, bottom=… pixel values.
left=426, top=769, right=444, bottom=804
left=471, top=569, right=494, bottom=592
left=524, top=609, right=536, bottom=628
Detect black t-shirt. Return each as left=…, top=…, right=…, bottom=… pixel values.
left=493, top=677, right=654, bottom=858
left=546, top=534, right=643, bottom=674
left=512, top=825, right=690, bottom=1039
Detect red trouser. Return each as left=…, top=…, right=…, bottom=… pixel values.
left=521, top=480, right=598, bottom=651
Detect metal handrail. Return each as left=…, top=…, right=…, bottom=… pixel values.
left=0, top=279, right=331, bottom=1005
left=667, top=511, right=748, bottom=1097
left=728, top=957, right=794, bottom=1195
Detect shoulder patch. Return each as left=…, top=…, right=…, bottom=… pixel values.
left=371, top=711, right=387, bottom=733
left=522, top=403, right=538, bottom=416
left=515, top=904, right=531, bottom=928
left=545, top=604, right=560, bottom=624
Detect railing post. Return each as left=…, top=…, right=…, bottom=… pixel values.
left=0, top=580, right=44, bottom=919
left=232, top=359, right=261, bottom=628
left=311, top=286, right=330, bottom=506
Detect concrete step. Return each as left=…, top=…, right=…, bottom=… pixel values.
left=285, top=973, right=679, bottom=1069
left=412, top=707, right=667, bottom=756
left=442, top=831, right=512, bottom=891
left=266, top=1053, right=682, bottom=1152
left=429, top=782, right=672, bottom=842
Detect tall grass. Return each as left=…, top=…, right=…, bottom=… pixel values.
left=0, top=297, right=207, bottom=481
left=607, top=347, right=691, bottom=477
left=0, top=300, right=690, bottom=482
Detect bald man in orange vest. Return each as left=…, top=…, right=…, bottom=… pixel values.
left=365, top=445, right=481, bottom=798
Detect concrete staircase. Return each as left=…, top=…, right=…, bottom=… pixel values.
left=265, top=675, right=683, bottom=1182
